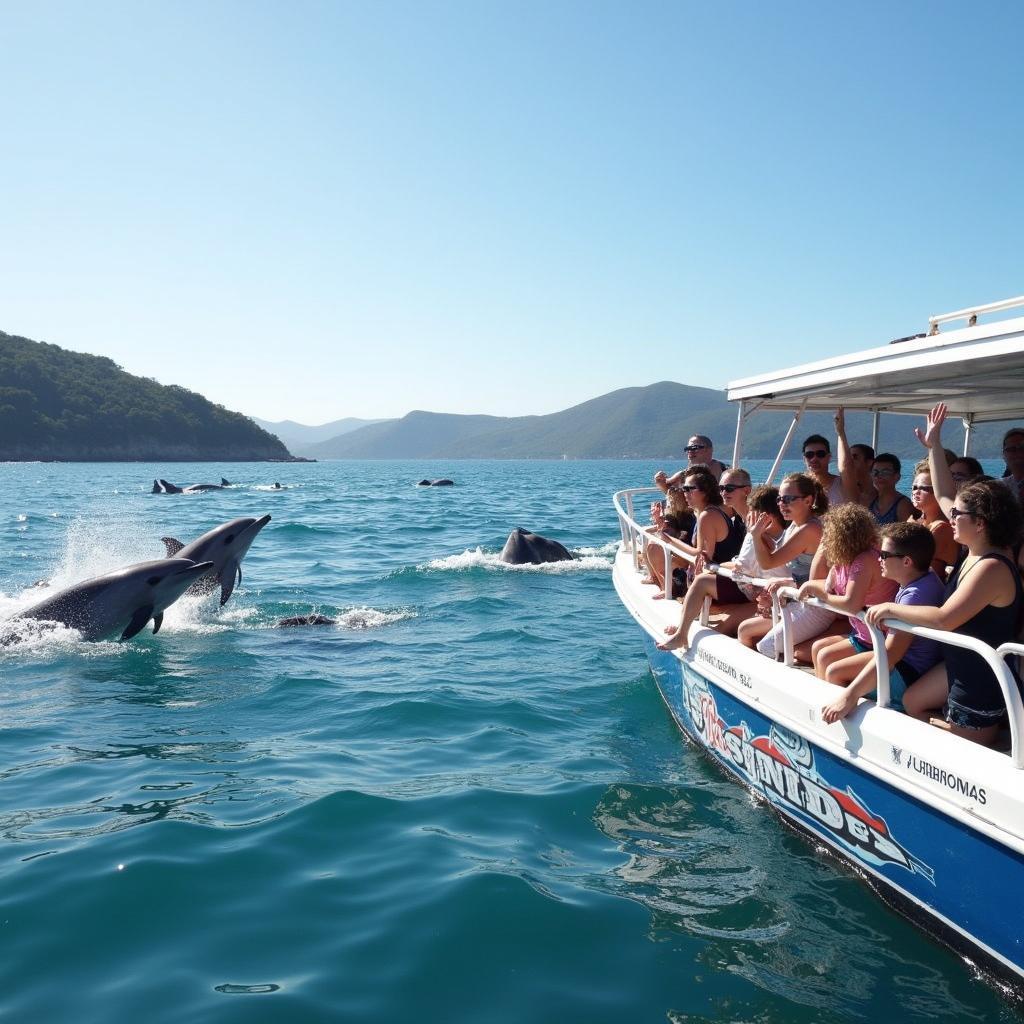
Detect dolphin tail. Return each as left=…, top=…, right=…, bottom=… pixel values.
left=121, top=605, right=155, bottom=641
left=221, top=478, right=231, bottom=486
left=152, top=612, right=164, bottom=635
left=159, top=479, right=183, bottom=494
left=161, top=537, right=185, bottom=557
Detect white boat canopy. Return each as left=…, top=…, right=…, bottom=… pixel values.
left=726, top=296, right=1024, bottom=461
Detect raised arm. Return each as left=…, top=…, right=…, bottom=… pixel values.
left=752, top=517, right=820, bottom=570
left=834, top=407, right=858, bottom=504
left=916, top=403, right=956, bottom=517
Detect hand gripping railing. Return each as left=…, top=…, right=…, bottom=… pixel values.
left=771, top=587, right=1024, bottom=769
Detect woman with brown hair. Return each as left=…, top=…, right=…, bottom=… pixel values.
left=909, top=459, right=960, bottom=578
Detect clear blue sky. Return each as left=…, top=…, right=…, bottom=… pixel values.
left=2, top=1, right=1021, bottom=424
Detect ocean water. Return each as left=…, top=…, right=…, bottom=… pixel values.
left=0, top=459, right=1019, bottom=1024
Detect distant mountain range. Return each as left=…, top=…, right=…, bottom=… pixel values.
left=285, top=381, right=1019, bottom=463
left=252, top=416, right=389, bottom=449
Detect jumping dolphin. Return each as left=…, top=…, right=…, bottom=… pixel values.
left=160, top=514, right=271, bottom=605
left=156, top=478, right=232, bottom=494
left=499, top=528, right=574, bottom=565
left=5, top=558, right=214, bottom=641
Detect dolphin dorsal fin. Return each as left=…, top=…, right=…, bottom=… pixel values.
left=221, top=478, right=231, bottom=486
left=161, top=537, right=185, bottom=557
left=159, top=479, right=182, bottom=494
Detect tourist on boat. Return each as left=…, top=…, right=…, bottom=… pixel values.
left=800, top=503, right=899, bottom=685
left=908, top=461, right=960, bottom=577
left=1002, top=428, right=1024, bottom=503
left=658, top=484, right=789, bottom=652
left=834, top=407, right=875, bottom=505
left=720, top=467, right=752, bottom=521
left=801, top=434, right=846, bottom=507
left=737, top=473, right=836, bottom=657
left=641, top=486, right=695, bottom=592
left=653, top=434, right=728, bottom=492
left=666, top=467, right=745, bottom=580
left=867, top=454, right=913, bottom=525
left=865, top=402, right=1024, bottom=746
left=949, top=456, right=984, bottom=490
left=821, top=522, right=945, bottom=723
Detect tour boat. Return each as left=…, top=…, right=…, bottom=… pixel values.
left=612, top=295, right=1024, bottom=990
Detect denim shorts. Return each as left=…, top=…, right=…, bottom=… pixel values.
left=944, top=695, right=1007, bottom=731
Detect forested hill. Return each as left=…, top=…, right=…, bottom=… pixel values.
left=0, top=331, right=294, bottom=461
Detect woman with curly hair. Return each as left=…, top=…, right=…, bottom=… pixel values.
left=866, top=403, right=1024, bottom=746
left=799, top=503, right=898, bottom=685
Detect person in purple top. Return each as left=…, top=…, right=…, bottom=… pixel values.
left=822, top=522, right=944, bottom=723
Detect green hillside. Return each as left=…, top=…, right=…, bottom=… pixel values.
left=0, top=331, right=294, bottom=461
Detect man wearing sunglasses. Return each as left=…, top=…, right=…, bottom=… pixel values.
left=654, top=434, right=727, bottom=494
left=801, top=433, right=847, bottom=507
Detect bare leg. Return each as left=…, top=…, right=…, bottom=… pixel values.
left=658, top=573, right=718, bottom=651
left=794, top=619, right=847, bottom=666
left=823, top=650, right=873, bottom=686
left=714, top=601, right=757, bottom=638
left=813, top=636, right=855, bottom=679
left=903, top=663, right=949, bottom=722
left=935, top=720, right=1000, bottom=747
left=738, top=615, right=772, bottom=650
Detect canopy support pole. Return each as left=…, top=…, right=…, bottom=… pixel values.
left=871, top=411, right=880, bottom=453
left=963, top=416, right=975, bottom=456
left=765, top=399, right=807, bottom=485
left=732, top=401, right=746, bottom=467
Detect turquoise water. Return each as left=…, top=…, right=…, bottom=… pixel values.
left=0, top=459, right=1019, bottom=1023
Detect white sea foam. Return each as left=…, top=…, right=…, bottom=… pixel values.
left=336, top=607, right=417, bottom=629
left=423, top=547, right=613, bottom=573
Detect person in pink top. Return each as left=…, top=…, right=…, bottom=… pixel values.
left=794, top=503, right=898, bottom=685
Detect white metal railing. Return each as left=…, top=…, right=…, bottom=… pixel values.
left=613, top=486, right=1024, bottom=767
left=928, top=295, right=1024, bottom=334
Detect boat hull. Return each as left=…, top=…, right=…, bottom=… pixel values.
left=640, top=630, right=1024, bottom=991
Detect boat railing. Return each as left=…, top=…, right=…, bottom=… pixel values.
left=928, top=294, right=1024, bottom=334
left=613, top=486, right=1024, bottom=768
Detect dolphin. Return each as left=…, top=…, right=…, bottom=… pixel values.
left=6, top=558, right=214, bottom=641
left=499, top=528, right=574, bottom=565
left=160, top=514, right=271, bottom=605
left=157, top=478, right=232, bottom=494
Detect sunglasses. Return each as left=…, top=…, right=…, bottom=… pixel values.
left=803, top=449, right=828, bottom=459
left=684, top=444, right=707, bottom=453
left=871, top=468, right=896, bottom=477
left=680, top=484, right=701, bottom=492
left=878, top=550, right=905, bottom=560
left=911, top=484, right=934, bottom=492
left=721, top=483, right=750, bottom=493
left=777, top=494, right=806, bottom=505
left=949, top=507, right=974, bottom=521
left=1003, top=444, right=1024, bottom=454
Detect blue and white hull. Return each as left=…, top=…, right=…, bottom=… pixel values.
left=614, top=547, right=1024, bottom=990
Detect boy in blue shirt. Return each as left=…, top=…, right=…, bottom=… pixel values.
left=822, top=522, right=946, bottom=723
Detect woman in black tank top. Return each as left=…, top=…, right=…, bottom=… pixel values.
left=866, top=476, right=1024, bottom=746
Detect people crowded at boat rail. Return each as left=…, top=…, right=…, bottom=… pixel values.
left=799, top=503, right=898, bottom=685
left=863, top=403, right=1024, bottom=746
left=736, top=473, right=835, bottom=657
left=821, top=522, right=945, bottom=723
left=658, top=483, right=790, bottom=652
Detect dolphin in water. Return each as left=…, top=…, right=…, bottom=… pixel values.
left=154, top=478, right=232, bottom=494
left=160, top=514, right=271, bottom=605
left=5, top=558, right=215, bottom=641
left=499, top=528, right=574, bottom=565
